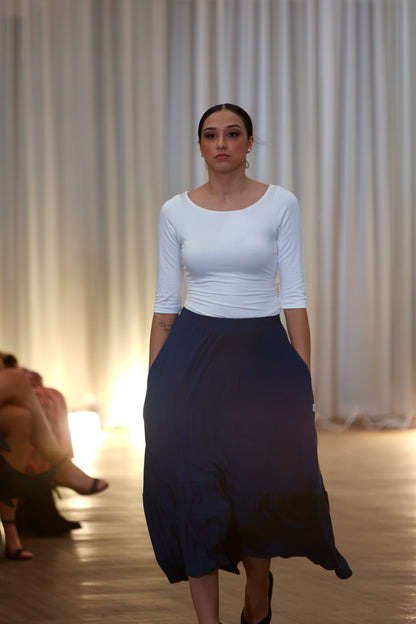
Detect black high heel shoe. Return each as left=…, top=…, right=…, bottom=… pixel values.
left=241, top=571, right=274, bottom=624
left=52, top=455, right=109, bottom=495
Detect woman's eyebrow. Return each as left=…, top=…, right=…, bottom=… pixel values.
left=203, top=124, right=242, bottom=131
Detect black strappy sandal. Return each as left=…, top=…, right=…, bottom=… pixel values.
left=2, top=520, right=33, bottom=561
left=53, top=456, right=109, bottom=496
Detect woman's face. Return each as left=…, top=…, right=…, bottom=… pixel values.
left=199, top=109, right=253, bottom=173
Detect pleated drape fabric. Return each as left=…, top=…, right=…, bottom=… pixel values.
left=143, top=309, right=352, bottom=582
left=0, top=0, right=415, bottom=429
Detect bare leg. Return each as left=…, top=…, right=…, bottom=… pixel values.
left=0, top=404, right=32, bottom=470
left=44, top=388, right=74, bottom=457
left=0, top=405, right=37, bottom=559
left=0, top=369, right=108, bottom=494
left=241, top=555, right=271, bottom=624
left=0, top=502, right=33, bottom=559
left=188, top=569, right=220, bottom=624
left=0, top=405, right=36, bottom=558
left=0, top=369, right=67, bottom=464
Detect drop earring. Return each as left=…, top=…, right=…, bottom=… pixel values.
left=246, top=148, right=251, bottom=168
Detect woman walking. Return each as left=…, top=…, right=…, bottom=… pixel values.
left=143, top=103, right=351, bottom=624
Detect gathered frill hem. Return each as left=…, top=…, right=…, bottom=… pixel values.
left=143, top=481, right=352, bottom=584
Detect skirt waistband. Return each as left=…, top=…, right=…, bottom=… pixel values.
left=180, top=307, right=281, bottom=335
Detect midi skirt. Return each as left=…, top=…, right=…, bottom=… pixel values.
left=143, top=308, right=352, bottom=583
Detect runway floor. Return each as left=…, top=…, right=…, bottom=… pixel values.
left=1, top=426, right=416, bottom=624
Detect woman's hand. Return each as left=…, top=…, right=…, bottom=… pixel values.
left=283, top=308, right=311, bottom=372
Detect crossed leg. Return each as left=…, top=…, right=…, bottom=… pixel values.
left=0, top=369, right=108, bottom=493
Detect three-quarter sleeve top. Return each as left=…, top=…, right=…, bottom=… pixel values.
left=154, top=184, right=307, bottom=318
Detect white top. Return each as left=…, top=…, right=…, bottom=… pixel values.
left=154, top=184, right=307, bottom=318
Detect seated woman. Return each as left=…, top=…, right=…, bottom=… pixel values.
left=1, top=352, right=81, bottom=535
left=0, top=353, right=74, bottom=473
left=0, top=366, right=108, bottom=560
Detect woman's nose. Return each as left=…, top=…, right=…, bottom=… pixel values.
left=217, top=132, right=227, bottom=149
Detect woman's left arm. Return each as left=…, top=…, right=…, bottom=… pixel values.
left=284, top=308, right=311, bottom=372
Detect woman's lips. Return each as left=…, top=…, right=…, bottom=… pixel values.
left=215, top=154, right=230, bottom=160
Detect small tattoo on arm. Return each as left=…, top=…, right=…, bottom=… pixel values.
left=157, top=319, right=174, bottom=333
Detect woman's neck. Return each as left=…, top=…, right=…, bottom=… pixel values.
left=205, top=171, right=251, bottom=200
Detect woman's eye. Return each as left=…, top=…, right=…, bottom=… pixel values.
left=203, top=133, right=216, bottom=140
left=228, top=131, right=241, bottom=137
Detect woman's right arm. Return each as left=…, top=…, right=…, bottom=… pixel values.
left=150, top=200, right=182, bottom=369
left=148, top=312, right=178, bottom=369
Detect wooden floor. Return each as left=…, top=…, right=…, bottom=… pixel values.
left=1, top=427, right=416, bottom=624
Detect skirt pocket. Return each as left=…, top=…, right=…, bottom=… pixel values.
left=148, top=327, right=175, bottom=377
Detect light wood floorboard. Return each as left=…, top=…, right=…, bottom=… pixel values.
left=1, top=427, right=416, bottom=623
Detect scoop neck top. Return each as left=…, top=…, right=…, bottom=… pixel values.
left=154, top=184, right=307, bottom=318
left=185, top=184, right=272, bottom=213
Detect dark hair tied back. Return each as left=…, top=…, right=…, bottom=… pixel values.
left=198, top=103, right=253, bottom=142
left=3, top=354, right=18, bottom=368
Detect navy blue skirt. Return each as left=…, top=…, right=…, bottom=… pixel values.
left=143, top=308, right=352, bottom=583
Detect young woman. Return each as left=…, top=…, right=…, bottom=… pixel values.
left=143, top=103, right=351, bottom=624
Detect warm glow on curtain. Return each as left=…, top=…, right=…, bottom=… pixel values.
left=0, top=0, right=415, bottom=430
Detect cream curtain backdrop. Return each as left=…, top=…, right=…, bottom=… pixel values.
left=0, top=0, right=415, bottom=431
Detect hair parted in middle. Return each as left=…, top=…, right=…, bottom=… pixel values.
left=197, top=103, right=254, bottom=142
